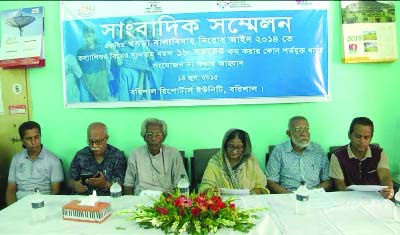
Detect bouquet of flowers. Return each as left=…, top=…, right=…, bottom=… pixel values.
left=116, top=190, right=266, bottom=234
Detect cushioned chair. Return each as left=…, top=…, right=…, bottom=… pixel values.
left=327, top=143, right=380, bottom=161
left=265, top=145, right=276, bottom=167
left=190, top=148, right=220, bottom=192
left=179, top=150, right=191, bottom=182
left=59, top=159, right=72, bottom=195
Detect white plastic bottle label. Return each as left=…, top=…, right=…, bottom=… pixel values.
left=110, top=191, right=122, bottom=198
left=296, top=195, right=309, bottom=202
left=179, top=187, right=189, bottom=194
left=32, top=201, right=44, bottom=209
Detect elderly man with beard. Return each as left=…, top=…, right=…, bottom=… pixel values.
left=69, top=122, right=126, bottom=196
left=266, top=116, right=331, bottom=193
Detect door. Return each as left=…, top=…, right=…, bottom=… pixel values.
left=0, top=68, right=30, bottom=209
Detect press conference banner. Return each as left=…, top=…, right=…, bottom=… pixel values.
left=61, top=1, right=329, bottom=108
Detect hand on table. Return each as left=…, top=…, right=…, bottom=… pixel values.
left=380, top=187, right=394, bottom=199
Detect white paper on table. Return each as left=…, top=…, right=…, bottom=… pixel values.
left=308, top=188, right=338, bottom=209
left=346, top=185, right=387, bottom=192
left=219, top=188, right=250, bottom=195
left=139, top=190, right=163, bottom=197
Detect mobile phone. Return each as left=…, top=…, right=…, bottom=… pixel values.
left=80, top=173, right=93, bottom=186
left=93, top=172, right=101, bottom=178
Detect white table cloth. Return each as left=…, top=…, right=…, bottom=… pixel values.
left=0, top=191, right=399, bottom=235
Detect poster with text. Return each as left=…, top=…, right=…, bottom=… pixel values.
left=61, top=1, right=329, bottom=108
left=0, top=6, right=45, bottom=68
left=341, top=1, right=398, bottom=63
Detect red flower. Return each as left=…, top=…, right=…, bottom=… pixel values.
left=182, top=199, right=193, bottom=207
left=174, top=196, right=193, bottom=207
left=211, top=195, right=222, bottom=202
left=191, top=207, right=200, bottom=216
left=206, top=199, right=215, bottom=207
left=216, top=201, right=226, bottom=209
left=195, top=194, right=206, bottom=204
left=179, top=208, right=185, bottom=216
left=156, top=207, right=168, bottom=215
left=229, top=202, right=235, bottom=209
left=174, top=196, right=185, bottom=207
left=210, top=205, right=220, bottom=213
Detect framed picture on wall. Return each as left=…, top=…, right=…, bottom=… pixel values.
left=341, top=1, right=398, bottom=63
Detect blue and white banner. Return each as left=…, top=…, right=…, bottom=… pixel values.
left=61, top=1, right=329, bottom=108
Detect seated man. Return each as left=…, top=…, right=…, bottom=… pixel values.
left=69, top=122, right=126, bottom=196
left=266, top=116, right=331, bottom=193
left=6, top=121, right=64, bottom=205
left=124, top=118, right=188, bottom=195
left=329, top=117, right=394, bottom=199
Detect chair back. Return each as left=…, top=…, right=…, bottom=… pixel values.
left=265, top=145, right=276, bottom=167
left=327, top=143, right=380, bottom=160
left=179, top=150, right=190, bottom=180
left=190, top=148, right=220, bottom=192
left=59, top=159, right=72, bottom=195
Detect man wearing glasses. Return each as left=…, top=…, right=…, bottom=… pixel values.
left=266, top=116, right=331, bottom=193
left=69, top=122, right=126, bottom=195
left=124, top=118, right=188, bottom=195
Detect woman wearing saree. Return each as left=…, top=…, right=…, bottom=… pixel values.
left=199, top=129, right=269, bottom=195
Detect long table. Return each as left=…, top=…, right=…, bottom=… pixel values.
left=0, top=191, right=399, bottom=235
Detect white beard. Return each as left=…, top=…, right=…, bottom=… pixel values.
left=292, top=138, right=310, bottom=148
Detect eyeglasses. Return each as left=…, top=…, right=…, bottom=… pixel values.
left=87, top=137, right=107, bottom=145
left=227, top=144, right=244, bottom=152
left=292, top=127, right=310, bottom=134
left=145, top=132, right=163, bottom=139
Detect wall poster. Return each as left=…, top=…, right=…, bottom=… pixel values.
left=341, top=1, right=398, bottom=63
left=0, top=6, right=45, bottom=68
left=61, top=1, right=329, bottom=108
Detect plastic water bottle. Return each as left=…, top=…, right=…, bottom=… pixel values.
left=295, top=181, right=309, bottom=215
left=31, top=188, right=46, bottom=222
left=394, top=189, right=400, bottom=221
left=177, top=174, right=190, bottom=196
left=110, top=177, right=122, bottom=198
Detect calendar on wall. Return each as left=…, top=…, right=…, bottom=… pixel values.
left=341, top=1, right=398, bottom=63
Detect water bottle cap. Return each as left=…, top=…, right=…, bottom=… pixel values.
left=112, top=177, right=120, bottom=183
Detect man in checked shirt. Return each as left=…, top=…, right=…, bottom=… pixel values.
left=69, top=122, right=126, bottom=196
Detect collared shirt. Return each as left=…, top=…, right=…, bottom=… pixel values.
left=8, top=146, right=64, bottom=200
left=124, top=145, right=188, bottom=195
left=329, top=144, right=389, bottom=180
left=69, top=144, right=126, bottom=196
left=266, top=140, right=330, bottom=191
